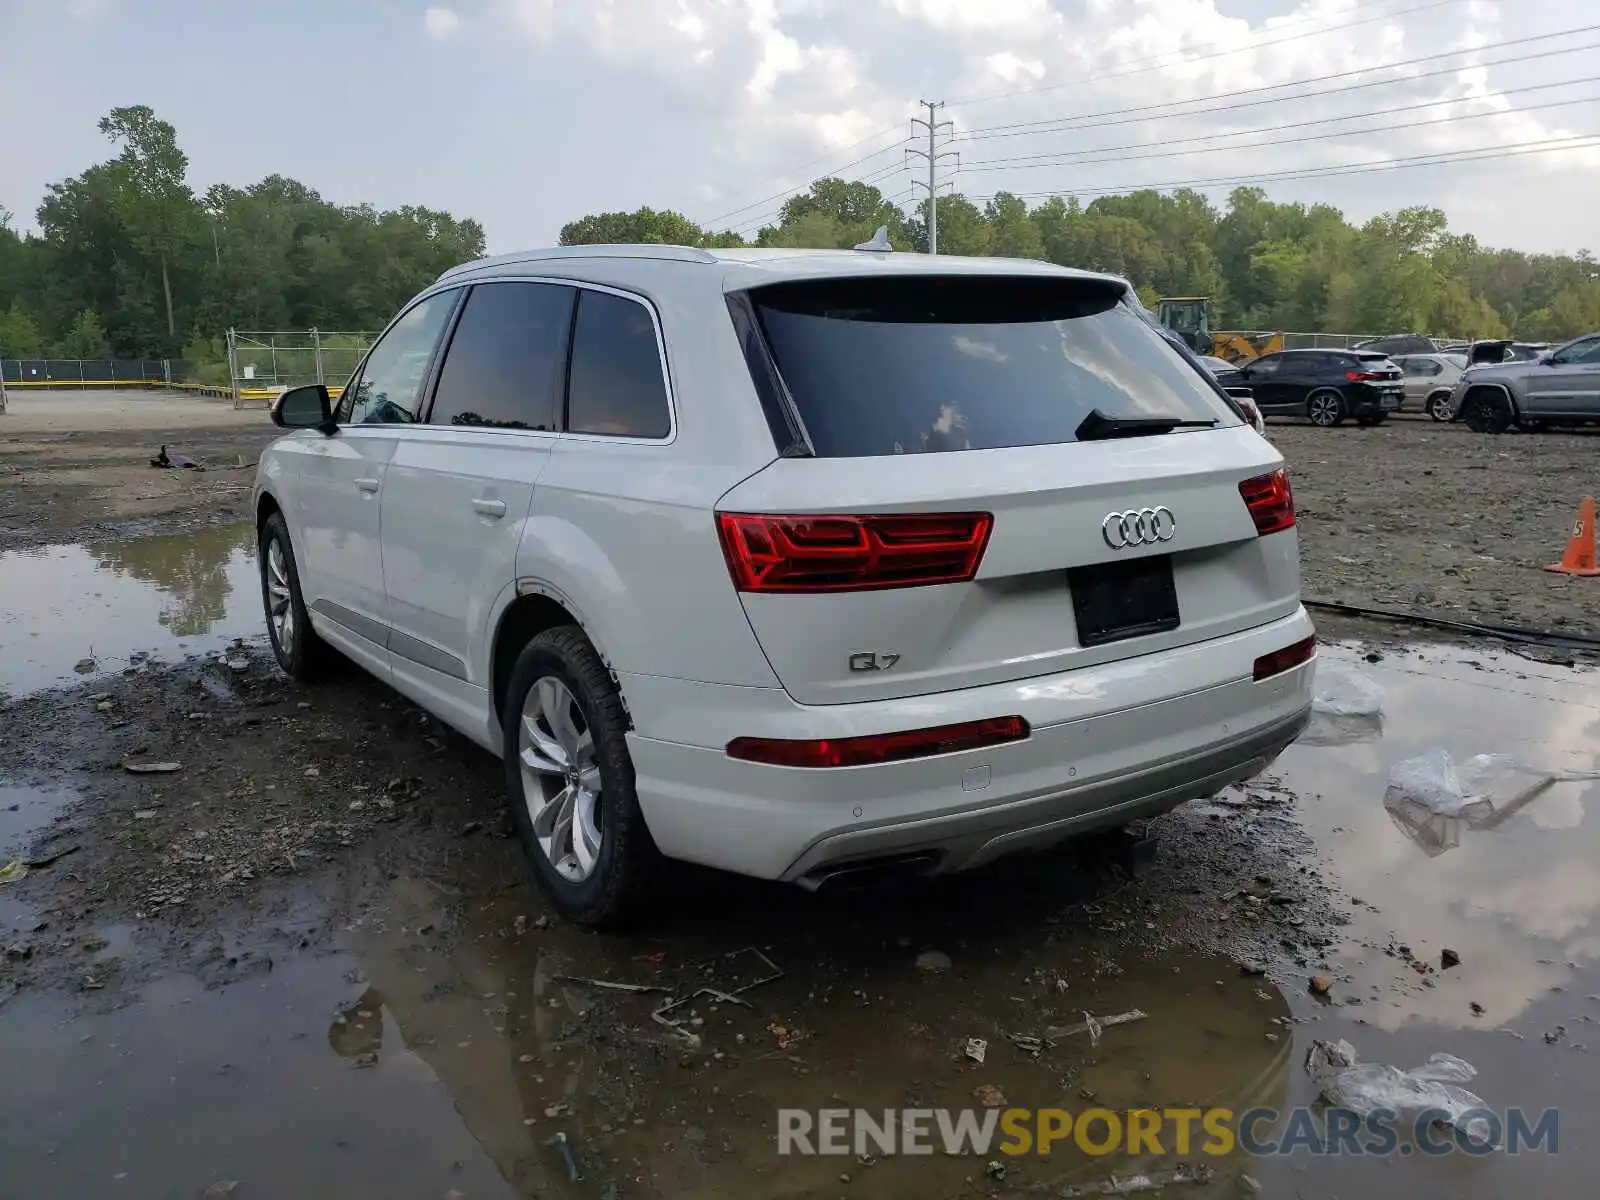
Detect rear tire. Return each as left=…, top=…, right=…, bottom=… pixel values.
left=501, top=626, right=659, bottom=928
left=1426, top=391, right=1454, bottom=422
left=1306, top=390, right=1346, bottom=427
left=259, top=512, right=337, bottom=681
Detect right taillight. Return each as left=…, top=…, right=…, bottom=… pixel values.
left=1346, top=369, right=1381, bottom=382
left=1254, top=634, right=1317, bottom=681
left=715, top=511, right=993, bottom=593
left=1239, top=470, right=1294, bottom=536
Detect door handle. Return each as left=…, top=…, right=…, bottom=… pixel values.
left=354, top=477, right=380, bottom=493
left=472, top=498, right=507, bottom=518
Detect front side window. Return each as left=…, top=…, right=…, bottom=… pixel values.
left=565, top=289, right=672, bottom=439
left=747, top=275, right=1238, bottom=458
left=429, top=282, right=575, bottom=431
left=340, top=291, right=457, bottom=425
left=1551, top=336, right=1600, bottom=366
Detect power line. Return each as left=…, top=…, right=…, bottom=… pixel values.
left=951, top=0, right=1471, bottom=109
left=961, top=132, right=1600, bottom=203
left=959, top=76, right=1598, bottom=171
left=725, top=153, right=911, bottom=237
left=956, top=24, right=1600, bottom=143
left=696, top=119, right=910, bottom=225
left=960, top=88, right=1600, bottom=176
left=700, top=134, right=909, bottom=229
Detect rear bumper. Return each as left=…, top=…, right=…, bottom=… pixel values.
left=623, top=608, right=1315, bottom=882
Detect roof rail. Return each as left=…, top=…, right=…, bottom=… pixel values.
left=437, top=243, right=720, bottom=282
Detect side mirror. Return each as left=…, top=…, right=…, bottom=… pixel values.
left=271, top=384, right=335, bottom=433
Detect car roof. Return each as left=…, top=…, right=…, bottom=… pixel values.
left=436, top=243, right=1124, bottom=293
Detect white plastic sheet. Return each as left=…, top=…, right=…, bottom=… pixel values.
left=1302, top=661, right=1385, bottom=746
left=1305, top=1038, right=1494, bottom=1146
left=1387, top=748, right=1600, bottom=817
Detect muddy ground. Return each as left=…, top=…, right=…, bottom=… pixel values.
left=3, top=394, right=1599, bottom=1198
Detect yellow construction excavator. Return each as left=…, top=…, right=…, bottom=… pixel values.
left=1156, top=297, right=1284, bottom=363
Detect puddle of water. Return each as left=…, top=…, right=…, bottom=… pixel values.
left=0, top=783, right=75, bottom=853
left=0, top=956, right=515, bottom=1198
left=1254, top=641, right=1600, bottom=1197
left=0, top=523, right=263, bottom=697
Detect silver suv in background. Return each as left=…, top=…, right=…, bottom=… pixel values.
left=1450, top=332, right=1600, bottom=433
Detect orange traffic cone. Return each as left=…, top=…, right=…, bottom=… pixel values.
left=1545, top=496, right=1600, bottom=576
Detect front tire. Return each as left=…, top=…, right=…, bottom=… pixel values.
left=259, top=512, right=336, bottom=680
left=1427, top=391, right=1454, bottom=422
left=1464, top=390, right=1513, bottom=434
left=501, top=626, right=658, bottom=928
left=1307, top=390, right=1346, bottom=427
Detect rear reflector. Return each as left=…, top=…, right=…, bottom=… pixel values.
left=716, top=511, right=993, bottom=593
left=727, top=715, right=1029, bottom=768
left=1238, top=469, right=1295, bottom=535
left=1253, top=634, right=1316, bottom=681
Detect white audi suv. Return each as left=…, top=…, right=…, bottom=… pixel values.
left=253, top=242, right=1315, bottom=926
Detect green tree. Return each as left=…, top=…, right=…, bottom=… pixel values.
left=98, top=105, right=199, bottom=343
left=984, top=192, right=1044, bottom=259
left=56, top=308, right=109, bottom=358
left=559, top=207, right=707, bottom=246
left=0, top=300, right=44, bottom=357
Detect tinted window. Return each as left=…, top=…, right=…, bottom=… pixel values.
left=340, top=291, right=457, bottom=425
left=1554, top=336, right=1600, bottom=365
left=429, top=282, right=574, bottom=431
left=565, top=290, right=671, bottom=438
left=749, top=276, right=1238, bottom=457
left=1246, top=355, right=1282, bottom=376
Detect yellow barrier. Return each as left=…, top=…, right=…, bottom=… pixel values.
left=2, top=379, right=344, bottom=403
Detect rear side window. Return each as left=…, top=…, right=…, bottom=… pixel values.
left=746, top=276, right=1238, bottom=457
left=566, top=289, right=672, bottom=439
left=429, top=282, right=575, bottom=430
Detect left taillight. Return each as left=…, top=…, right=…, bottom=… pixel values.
left=1238, top=470, right=1294, bottom=536
left=715, top=511, right=993, bottom=593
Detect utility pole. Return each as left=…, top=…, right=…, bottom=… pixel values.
left=908, top=100, right=957, bottom=255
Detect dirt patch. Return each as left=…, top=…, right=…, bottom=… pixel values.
left=1, top=392, right=276, bottom=552
left=1274, top=419, right=1600, bottom=635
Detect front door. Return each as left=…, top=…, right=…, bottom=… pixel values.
left=1242, top=354, right=1291, bottom=412
left=294, top=288, right=459, bottom=658
left=1525, top=335, right=1600, bottom=418
left=381, top=281, right=574, bottom=715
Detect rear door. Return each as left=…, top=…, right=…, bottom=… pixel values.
left=381, top=281, right=573, bottom=692
left=1242, top=354, right=1291, bottom=411
left=716, top=273, right=1297, bottom=705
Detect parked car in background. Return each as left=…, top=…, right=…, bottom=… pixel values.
left=1392, top=352, right=1468, bottom=421
left=1237, top=349, right=1404, bottom=427
left=1353, top=333, right=1438, bottom=357
left=1197, top=355, right=1266, bottom=434
left=1450, top=332, right=1600, bottom=433
left=1466, top=339, right=1551, bottom=366
left=252, top=243, right=1315, bottom=925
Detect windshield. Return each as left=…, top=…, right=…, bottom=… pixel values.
left=1443, top=354, right=1467, bottom=369
left=748, top=275, right=1240, bottom=457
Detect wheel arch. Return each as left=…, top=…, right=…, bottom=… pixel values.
left=489, top=581, right=627, bottom=732
left=1460, top=381, right=1519, bottom=417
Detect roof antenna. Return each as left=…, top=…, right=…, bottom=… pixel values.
left=852, top=225, right=893, bottom=253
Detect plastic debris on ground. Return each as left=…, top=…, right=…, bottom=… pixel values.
left=1385, top=747, right=1600, bottom=856
left=1304, top=1038, right=1495, bottom=1147
left=1301, top=661, right=1385, bottom=746
left=0, top=860, right=27, bottom=885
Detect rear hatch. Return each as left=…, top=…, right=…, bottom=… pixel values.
left=716, top=273, right=1301, bottom=705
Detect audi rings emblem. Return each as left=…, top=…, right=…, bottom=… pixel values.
left=1101, top=506, right=1177, bottom=549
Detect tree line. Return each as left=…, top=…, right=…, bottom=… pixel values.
left=0, top=106, right=484, bottom=367
left=564, top=179, right=1600, bottom=341
left=4, top=106, right=1597, bottom=365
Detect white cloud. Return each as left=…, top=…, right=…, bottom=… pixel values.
left=424, top=7, right=462, bottom=40
left=66, top=0, right=114, bottom=19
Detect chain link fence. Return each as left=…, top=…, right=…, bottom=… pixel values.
left=227, top=329, right=372, bottom=408
left=1, top=358, right=185, bottom=387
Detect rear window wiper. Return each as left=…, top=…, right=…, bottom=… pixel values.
left=1074, top=409, right=1218, bottom=441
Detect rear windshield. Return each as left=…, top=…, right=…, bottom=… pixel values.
left=1353, top=352, right=1391, bottom=364
left=747, top=275, right=1239, bottom=457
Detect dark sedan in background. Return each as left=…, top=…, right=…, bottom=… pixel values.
left=1235, top=349, right=1405, bottom=427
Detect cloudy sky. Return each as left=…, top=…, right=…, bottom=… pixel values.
left=1, top=0, right=1596, bottom=255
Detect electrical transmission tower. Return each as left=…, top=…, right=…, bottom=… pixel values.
left=908, top=100, right=958, bottom=255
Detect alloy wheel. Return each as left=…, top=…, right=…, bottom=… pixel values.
left=518, top=676, right=604, bottom=882
left=265, top=537, right=295, bottom=657
left=1307, top=392, right=1342, bottom=427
